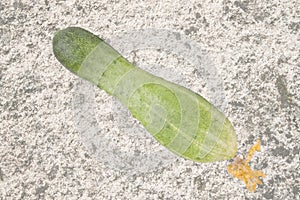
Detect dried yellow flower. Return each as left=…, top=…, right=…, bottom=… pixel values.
left=228, top=139, right=266, bottom=192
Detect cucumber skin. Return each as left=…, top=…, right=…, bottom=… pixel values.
left=53, top=27, right=103, bottom=74
left=53, top=27, right=237, bottom=163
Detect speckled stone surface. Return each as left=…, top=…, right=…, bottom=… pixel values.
left=0, top=0, right=299, bottom=199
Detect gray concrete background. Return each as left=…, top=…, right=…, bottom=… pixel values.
left=0, top=0, right=299, bottom=199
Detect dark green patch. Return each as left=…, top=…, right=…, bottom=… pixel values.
left=53, top=27, right=102, bottom=74
left=128, top=84, right=181, bottom=146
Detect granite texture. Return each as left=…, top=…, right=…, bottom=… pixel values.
left=0, top=0, right=299, bottom=199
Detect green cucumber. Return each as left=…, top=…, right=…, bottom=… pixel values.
left=53, top=27, right=237, bottom=162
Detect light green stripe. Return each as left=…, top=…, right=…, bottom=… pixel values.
left=78, top=41, right=121, bottom=85
left=127, top=83, right=180, bottom=144
left=166, top=88, right=199, bottom=155
left=113, top=68, right=158, bottom=106
left=96, top=57, right=135, bottom=95
left=198, top=107, right=226, bottom=158
left=147, top=104, right=167, bottom=135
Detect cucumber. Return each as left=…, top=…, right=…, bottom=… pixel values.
left=53, top=27, right=237, bottom=162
